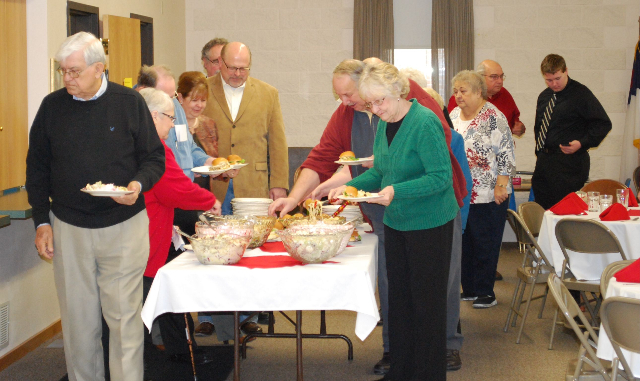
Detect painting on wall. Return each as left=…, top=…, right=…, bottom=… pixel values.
left=49, top=58, right=64, bottom=93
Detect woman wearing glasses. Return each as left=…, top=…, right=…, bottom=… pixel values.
left=449, top=70, right=515, bottom=309
left=328, top=62, right=458, bottom=381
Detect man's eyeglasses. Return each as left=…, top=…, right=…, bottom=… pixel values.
left=161, top=112, right=177, bottom=122
left=483, top=74, right=506, bottom=81
left=365, top=98, right=385, bottom=109
left=220, top=56, right=250, bottom=74
left=56, top=65, right=92, bottom=79
left=204, top=56, right=219, bottom=66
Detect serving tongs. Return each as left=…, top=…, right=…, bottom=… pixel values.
left=331, top=201, right=350, bottom=217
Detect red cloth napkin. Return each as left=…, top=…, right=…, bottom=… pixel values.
left=613, top=258, right=640, bottom=283
left=629, top=209, right=640, bottom=216
left=260, top=241, right=286, bottom=253
left=599, top=203, right=630, bottom=221
left=549, top=193, right=588, bottom=215
left=629, top=188, right=639, bottom=207
left=231, top=255, right=338, bottom=269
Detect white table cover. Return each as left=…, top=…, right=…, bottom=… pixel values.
left=141, top=228, right=380, bottom=341
left=596, top=278, right=640, bottom=377
left=537, top=209, right=640, bottom=280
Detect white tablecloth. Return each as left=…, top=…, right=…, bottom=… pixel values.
left=596, top=278, right=640, bottom=377
left=537, top=209, right=640, bottom=280
left=141, top=228, right=380, bottom=341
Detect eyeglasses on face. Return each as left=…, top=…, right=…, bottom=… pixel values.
left=161, top=112, right=177, bottom=122
left=483, top=74, right=506, bottom=80
left=204, top=56, right=219, bottom=65
left=220, top=56, right=250, bottom=74
left=365, top=98, right=385, bottom=109
left=56, top=65, right=92, bottom=79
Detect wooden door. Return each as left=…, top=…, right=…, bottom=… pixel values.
left=0, top=0, right=28, bottom=191
left=103, top=15, right=141, bottom=86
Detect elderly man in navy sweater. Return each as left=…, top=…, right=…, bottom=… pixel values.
left=26, top=32, right=165, bottom=381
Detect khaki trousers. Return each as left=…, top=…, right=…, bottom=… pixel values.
left=52, top=210, right=149, bottom=381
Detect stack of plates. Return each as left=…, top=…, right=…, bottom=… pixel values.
left=321, top=205, right=363, bottom=225
left=231, top=198, right=273, bottom=216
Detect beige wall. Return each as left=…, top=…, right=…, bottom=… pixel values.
left=474, top=0, right=640, bottom=181
left=184, top=0, right=354, bottom=147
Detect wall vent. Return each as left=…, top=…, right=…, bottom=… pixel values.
left=0, top=301, right=9, bottom=350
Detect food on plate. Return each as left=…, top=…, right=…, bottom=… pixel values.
left=342, top=186, right=372, bottom=198
left=339, top=151, right=357, bottom=161
left=273, top=220, right=285, bottom=230
left=209, top=157, right=231, bottom=171
left=227, top=154, right=245, bottom=165
left=281, top=214, right=292, bottom=219
left=83, top=181, right=128, bottom=192
left=293, top=213, right=304, bottom=218
left=303, top=199, right=322, bottom=219
left=349, top=229, right=362, bottom=242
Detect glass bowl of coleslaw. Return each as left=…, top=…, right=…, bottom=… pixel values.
left=211, top=215, right=277, bottom=248
left=190, top=223, right=254, bottom=265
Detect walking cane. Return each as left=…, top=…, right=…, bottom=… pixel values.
left=184, top=313, right=199, bottom=381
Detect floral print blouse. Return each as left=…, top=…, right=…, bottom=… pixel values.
left=450, top=102, right=516, bottom=204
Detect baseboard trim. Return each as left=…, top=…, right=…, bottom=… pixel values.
left=0, top=320, right=62, bottom=372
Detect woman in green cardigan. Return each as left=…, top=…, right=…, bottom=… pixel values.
left=329, top=62, right=459, bottom=381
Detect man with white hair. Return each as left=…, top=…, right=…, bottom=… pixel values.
left=447, top=59, right=526, bottom=137
left=26, top=32, right=165, bottom=380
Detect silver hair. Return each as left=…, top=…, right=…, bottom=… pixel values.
left=476, top=62, right=488, bottom=75
left=55, top=32, right=106, bottom=66
left=139, top=88, right=174, bottom=114
left=399, top=67, right=428, bottom=88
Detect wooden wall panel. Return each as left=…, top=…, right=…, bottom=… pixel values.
left=0, top=0, right=28, bottom=191
left=103, top=15, right=141, bottom=87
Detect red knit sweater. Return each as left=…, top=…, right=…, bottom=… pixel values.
left=143, top=141, right=216, bottom=277
left=302, top=79, right=467, bottom=207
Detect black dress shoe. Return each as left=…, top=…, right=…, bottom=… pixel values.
left=241, top=321, right=263, bottom=335
left=373, top=352, right=390, bottom=375
left=495, top=271, right=503, bottom=281
left=446, top=349, right=462, bottom=371
left=170, top=349, right=214, bottom=365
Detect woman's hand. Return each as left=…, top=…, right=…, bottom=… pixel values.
left=207, top=200, right=222, bottom=215
left=370, top=185, right=394, bottom=206
left=494, top=185, right=508, bottom=205
left=327, top=185, right=347, bottom=202
left=361, top=155, right=374, bottom=168
left=223, top=169, right=240, bottom=179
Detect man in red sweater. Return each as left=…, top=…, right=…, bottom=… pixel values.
left=447, top=60, right=526, bottom=137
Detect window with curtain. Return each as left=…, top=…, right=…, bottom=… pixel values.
left=393, top=0, right=433, bottom=89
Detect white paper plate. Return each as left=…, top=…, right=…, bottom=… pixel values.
left=81, top=189, right=134, bottom=197
left=231, top=198, right=273, bottom=204
left=336, top=194, right=381, bottom=202
left=231, top=163, right=248, bottom=169
left=334, top=158, right=374, bottom=166
left=192, top=166, right=227, bottom=176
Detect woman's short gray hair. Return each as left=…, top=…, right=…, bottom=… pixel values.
left=358, top=62, right=410, bottom=101
left=400, top=67, right=428, bottom=88
left=139, top=88, right=174, bottom=114
left=55, top=32, right=106, bottom=66
left=451, top=70, right=487, bottom=100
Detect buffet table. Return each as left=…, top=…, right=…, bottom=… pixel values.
left=596, top=277, right=640, bottom=378
left=141, top=227, right=379, bottom=381
left=537, top=209, right=640, bottom=280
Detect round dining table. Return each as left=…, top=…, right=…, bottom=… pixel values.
left=537, top=208, right=640, bottom=280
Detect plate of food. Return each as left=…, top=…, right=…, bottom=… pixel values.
left=336, top=186, right=381, bottom=202
left=192, top=157, right=233, bottom=176
left=334, top=151, right=373, bottom=166
left=81, top=181, right=133, bottom=197
left=227, top=154, right=248, bottom=169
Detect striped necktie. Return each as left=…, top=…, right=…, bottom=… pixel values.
left=536, top=93, right=557, bottom=152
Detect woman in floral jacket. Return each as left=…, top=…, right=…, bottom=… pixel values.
left=449, top=70, right=516, bottom=309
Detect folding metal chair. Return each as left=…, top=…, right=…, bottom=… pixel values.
left=547, top=274, right=612, bottom=381
left=504, top=210, right=554, bottom=344
left=600, top=260, right=635, bottom=296
left=601, top=297, right=640, bottom=381
left=550, top=219, right=628, bottom=350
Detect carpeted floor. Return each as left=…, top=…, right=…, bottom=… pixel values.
left=0, top=242, right=582, bottom=381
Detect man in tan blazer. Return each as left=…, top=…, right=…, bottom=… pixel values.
left=203, top=41, right=289, bottom=206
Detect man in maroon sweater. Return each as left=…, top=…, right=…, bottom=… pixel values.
left=448, top=60, right=526, bottom=137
